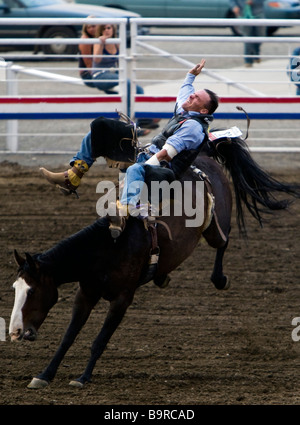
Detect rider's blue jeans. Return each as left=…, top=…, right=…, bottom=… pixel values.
left=120, top=152, right=151, bottom=206
left=71, top=136, right=151, bottom=207
left=71, top=135, right=154, bottom=207
left=71, top=131, right=94, bottom=168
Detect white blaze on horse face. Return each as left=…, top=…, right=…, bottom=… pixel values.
left=9, top=277, right=30, bottom=341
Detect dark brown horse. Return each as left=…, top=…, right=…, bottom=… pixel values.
left=9, top=133, right=299, bottom=389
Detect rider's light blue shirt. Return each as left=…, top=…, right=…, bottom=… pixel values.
left=150, top=72, right=206, bottom=155
left=121, top=73, right=208, bottom=206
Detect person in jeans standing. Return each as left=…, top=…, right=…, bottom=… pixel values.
left=288, top=47, right=300, bottom=95
left=231, top=0, right=265, bottom=67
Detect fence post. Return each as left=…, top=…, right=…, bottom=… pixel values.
left=130, top=19, right=137, bottom=120
left=119, top=22, right=128, bottom=116
left=5, top=62, right=18, bottom=153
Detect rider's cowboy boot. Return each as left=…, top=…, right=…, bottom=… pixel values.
left=107, top=200, right=129, bottom=239
left=40, top=160, right=89, bottom=195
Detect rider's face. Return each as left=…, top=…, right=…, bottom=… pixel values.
left=182, top=89, right=210, bottom=114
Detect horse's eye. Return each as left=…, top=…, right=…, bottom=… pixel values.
left=27, top=288, right=35, bottom=297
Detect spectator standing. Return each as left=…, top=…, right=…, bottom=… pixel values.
left=231, top=0, right=265, bottom=67
left=288, top=47, right=300, bottom=95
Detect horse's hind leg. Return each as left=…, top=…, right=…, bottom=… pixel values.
left=70, top=288, right=134, bottom=387
left=202, top=216, right=231, bottom=290
left=211, top=238, right=230, bottom=290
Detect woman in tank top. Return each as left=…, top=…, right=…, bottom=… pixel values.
left=78, top=18, right=99, bottom=88
left=91, top=24, right=160, bottom=131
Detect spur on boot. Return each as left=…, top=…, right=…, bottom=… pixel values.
left=40, top=160, right=89, bottom=195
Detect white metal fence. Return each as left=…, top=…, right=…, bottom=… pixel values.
left=0, top=17, right=299, bottom=155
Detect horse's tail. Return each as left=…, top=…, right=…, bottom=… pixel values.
left=208, top=136, right=300, bottom=236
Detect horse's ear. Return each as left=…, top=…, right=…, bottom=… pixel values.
left=14, top=249, right=26, bottom=267
left=25, top=252, right=37, bottom=273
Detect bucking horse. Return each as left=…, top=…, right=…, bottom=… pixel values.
left=9, top=113, right=299, bottom=388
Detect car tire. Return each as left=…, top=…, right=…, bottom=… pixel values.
left=227, top=11, right=277, bottom=37
left=41, top=26, right=78, bottom=55
left=226, top=11, right=243, bottom=36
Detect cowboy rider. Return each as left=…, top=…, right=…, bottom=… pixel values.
left=40, top=59, right=219, bottom=238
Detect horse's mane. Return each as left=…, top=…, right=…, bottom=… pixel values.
left=35, top=218, right=111, bottom=280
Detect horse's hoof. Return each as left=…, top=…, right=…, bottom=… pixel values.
left=211, top=275, right=230, bottom=290
left=222, top=276, right=230, bottom=290
left=69, top=380, right=84, bottom=388
left=27, top=377, right=49, bottom=389
left=154, top=275, right=171, bottom=289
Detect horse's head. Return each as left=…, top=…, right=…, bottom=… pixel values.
left=9, top=250, right=58, bottom=342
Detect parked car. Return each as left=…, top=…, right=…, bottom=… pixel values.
left=264, top=0, right=300, bottom=35
left=75, top=0, right=237, bottom=20
left=264, top=0, right=300, bottom=19
left=0, top=0, right=140, bottom=55
left=75, top=0, right=247, bottom=36
left=75, top=0, right=300, bottom=19
left=75, top=0, right=300, bottom=34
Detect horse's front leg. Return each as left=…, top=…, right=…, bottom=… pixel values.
left=28, top=287, right=99, bottom=389
left=70, top=288, right=134, bottom=387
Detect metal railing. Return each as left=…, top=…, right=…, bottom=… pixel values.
left=0, top=17, right=128, bottom=153
left=0, top=17, right=299, bottom=155
left=130, top=17, right=300, bottom=101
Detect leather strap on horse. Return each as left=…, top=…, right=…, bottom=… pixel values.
left=153, top=219, right=173, bottom=241
left=148, top=222, right=160, bottom=261
left=191, top=166, right=227, bottom=243
left=204, top=178, right=227, bottom=243
left=137, top=222, right=160, bottom=286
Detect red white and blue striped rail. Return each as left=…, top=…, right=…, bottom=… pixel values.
left=0, top=95, right=123, bottom=120
left=134, top=96, right=300, bottom=120
left=0, top=96, right=299, bottom=120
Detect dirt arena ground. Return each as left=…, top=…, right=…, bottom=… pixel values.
left=0, top=160, right=299, bottom=406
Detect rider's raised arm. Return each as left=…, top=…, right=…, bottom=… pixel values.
left=176, top=59, right=206, bottom=112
